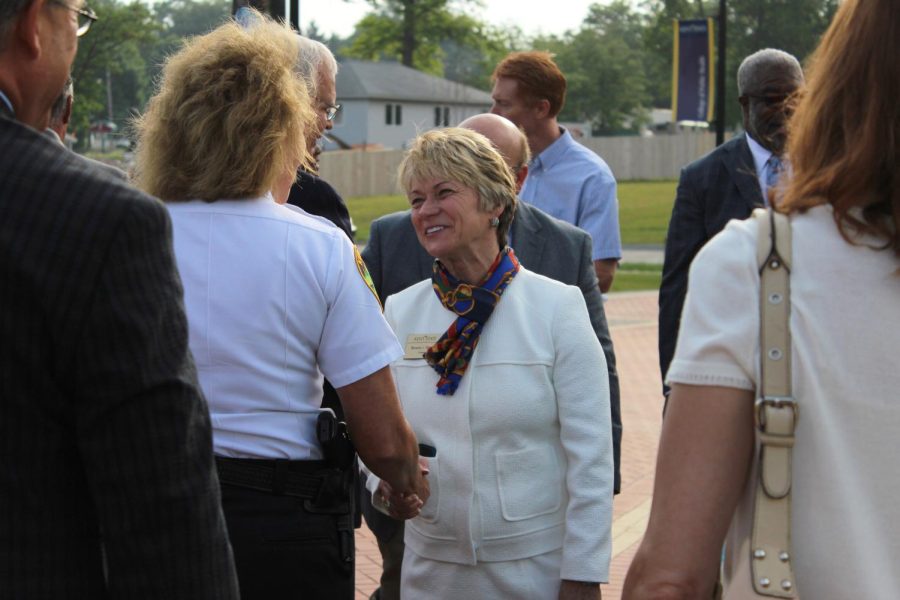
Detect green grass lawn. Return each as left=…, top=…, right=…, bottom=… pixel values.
left=346, top=195, right=409, bottom=243
left=610, top=262, right=663, bottom=293
left=617, top=180, right=676, bottom=246
left=84, top=149, right=127, bottom=162
left=347, top=181, right=675, bottom=292
left=348, top=180, right=676, bottom=247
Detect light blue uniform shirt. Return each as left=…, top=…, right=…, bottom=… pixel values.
left=520, top=128, right=622, bottom=261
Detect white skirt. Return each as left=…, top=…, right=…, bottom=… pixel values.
left=400, top=545, right=563, bottom=599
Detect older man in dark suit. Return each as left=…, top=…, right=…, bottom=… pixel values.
left=0, top=1, right=238, bottom=597
left=285, top=36, right=355, bottom=240
left=45, top=75, right=128, bottom=180
left=362, top=113, right=621, bottom=600
left=658, top=49, right=803, bottom=399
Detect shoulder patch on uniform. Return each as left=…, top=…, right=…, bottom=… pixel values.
left=354, top=245, right=383, bottom=310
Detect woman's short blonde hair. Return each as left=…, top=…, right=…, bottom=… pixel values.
left=398, top=128, right=518, bottom=247
left=133, top=13, right=315, bottom=201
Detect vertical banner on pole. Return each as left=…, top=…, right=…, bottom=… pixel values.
left=672, top=18, right=715, bottom=123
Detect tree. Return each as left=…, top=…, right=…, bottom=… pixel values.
left=70, top=0, right=160, bottom=148
left=153, top=0, right=231, bottom=39
left=344, top=0, right=484, bottom=75
left=150, top=0, right=231, bottom=78
left=724, top=0, right=837, bottom=124
left=641, top=0, right=718, bottom=109
left=641, top=0, right=838, bottom=128
left=439, top=23, right=524, bottom=89
left=305, top=21, right=353, bottom=58
left=535, top=1, right=651, bottom=134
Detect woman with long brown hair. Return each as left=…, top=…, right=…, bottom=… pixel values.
left=624, top=0, right=899, bottom=597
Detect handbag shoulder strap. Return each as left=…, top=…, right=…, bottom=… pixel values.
left=750, top=207, right=798, bottom=598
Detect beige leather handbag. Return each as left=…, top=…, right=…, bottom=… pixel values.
left=722, top=208, right=799, bottom=599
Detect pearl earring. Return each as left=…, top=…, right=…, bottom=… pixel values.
left=490, top=217, right=500, bottom=228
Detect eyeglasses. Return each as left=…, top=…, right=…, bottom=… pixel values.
left=51, top=1, right=98, bottom=37
left=323, top=104, right=341, bottom=121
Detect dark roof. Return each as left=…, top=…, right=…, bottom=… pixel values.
left=336, top=60, right=492, bottom=104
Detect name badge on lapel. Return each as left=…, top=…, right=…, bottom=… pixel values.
left=404, top=334, right=439, bottom=360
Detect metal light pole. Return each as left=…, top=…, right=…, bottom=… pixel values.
left=272, top=0, right=299, bottom=31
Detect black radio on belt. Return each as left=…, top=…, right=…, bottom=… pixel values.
left=316, top=408, right=355, bottom=471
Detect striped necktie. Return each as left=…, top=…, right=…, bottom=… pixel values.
left=763, top=155, right=784, bottom=206
left=766, top=155, right=784, bottom=190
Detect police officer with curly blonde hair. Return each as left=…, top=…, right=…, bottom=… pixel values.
left=134, top=14, right=429, bottom=599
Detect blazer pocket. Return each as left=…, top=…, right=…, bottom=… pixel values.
left=496, top=446, right=562, bottom=521
left=417, top=454, right=440, bottom=523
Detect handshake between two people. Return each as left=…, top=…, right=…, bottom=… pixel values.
left=368, top=442, right=435, bottom=520
left=375, top=454, right=431, bottom=520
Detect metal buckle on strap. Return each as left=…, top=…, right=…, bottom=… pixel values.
left=755, top=396, right=798, bottom=434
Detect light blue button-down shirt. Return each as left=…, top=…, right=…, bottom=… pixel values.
left=520, top=128, right=622, bottom=261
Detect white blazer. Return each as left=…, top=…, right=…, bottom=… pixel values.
left=384, top=267, right=613, bottom=582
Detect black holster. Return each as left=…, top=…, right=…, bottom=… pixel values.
left=304, top=409, right=358, bottom=562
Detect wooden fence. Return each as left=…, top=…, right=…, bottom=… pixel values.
left=318, top=131, right=718, bottom=198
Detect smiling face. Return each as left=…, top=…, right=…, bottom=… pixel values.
left=408, top=176, right=502, bottom=280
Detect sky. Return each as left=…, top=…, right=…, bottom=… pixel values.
left=298, top=0, right=607, bottom=39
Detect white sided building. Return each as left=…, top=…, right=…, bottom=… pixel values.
left=327, top=60, right=493, bottom=151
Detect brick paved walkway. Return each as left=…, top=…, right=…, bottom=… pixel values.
left=355, top=290, right=663, bottom=600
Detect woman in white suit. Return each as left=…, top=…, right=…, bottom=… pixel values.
left=375, top=128, right=613, bottom=599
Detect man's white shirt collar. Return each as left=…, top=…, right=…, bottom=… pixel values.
left=745, top=133, right=772, bottom=181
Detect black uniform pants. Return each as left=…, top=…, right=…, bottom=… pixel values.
left=220, top=484, right=354, bottom=599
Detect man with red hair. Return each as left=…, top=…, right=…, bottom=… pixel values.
left=491, top=51, right=622, bottom=294
left=490, top=52, right=623, bottom=514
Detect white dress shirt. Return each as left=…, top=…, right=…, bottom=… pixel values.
left=168, top=195, right=402, bottom=460
left=745, top=133, right=782, bottom=204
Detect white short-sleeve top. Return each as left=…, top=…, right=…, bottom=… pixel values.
left=667, top=204, right=900, bottom=598
left=168, top=196, right=402, bottom=460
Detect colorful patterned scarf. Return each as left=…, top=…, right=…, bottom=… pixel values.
left=424, top=247, right=520, bottom=395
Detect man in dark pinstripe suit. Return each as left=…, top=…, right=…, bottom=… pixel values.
left=0, top=1, right=238, bottom=597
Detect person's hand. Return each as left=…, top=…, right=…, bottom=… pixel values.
left=410, top=456, right=431, bottom=505
left=559, top=579, right=601, bottom=600
left=376, top=480, right=423, bottom=520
